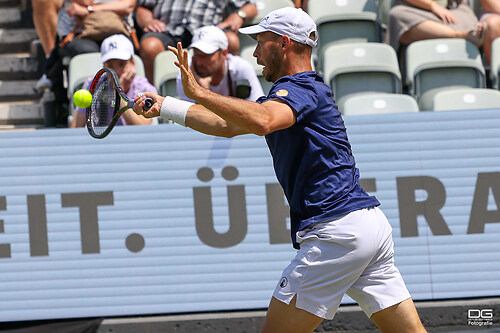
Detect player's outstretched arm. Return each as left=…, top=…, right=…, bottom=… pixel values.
left=168, top=42, right=296, bottom=136
left=133, top=92, right=248, bottom=137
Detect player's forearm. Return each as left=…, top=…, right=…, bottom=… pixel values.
left=185, top=105, right=248, bottom=137
left=193, top=86, right=274, bottom=136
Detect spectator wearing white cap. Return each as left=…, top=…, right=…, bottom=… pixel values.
left=136, top=0, right=258, bottom=83
left=133, top=7, right=427, bottom=333
left=70, top=34, right=157, bottom=127
left=176, top=26, right=264, bottom=103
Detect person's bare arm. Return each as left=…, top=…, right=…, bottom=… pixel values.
left=136, top=5, right=166, bottom=32
left=218, top=2, right=258, bottom=31
left=481, top=0, right=500, bottom=14
left=404, top=0, right=457, bottom=23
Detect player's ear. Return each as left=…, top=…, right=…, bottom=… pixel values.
left=282, top=35, right=292, bottom=49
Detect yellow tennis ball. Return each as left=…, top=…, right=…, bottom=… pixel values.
left=73, top=89, right=93, bottom=108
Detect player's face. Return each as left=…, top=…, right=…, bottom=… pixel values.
left=254, top=32, right=282, bottom=82
left=192, top=49, right=226, bottom=78
left=104, top=58, right=134, bottom=78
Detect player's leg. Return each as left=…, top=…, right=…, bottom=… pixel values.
left=263, top=211, right=382, bottom=333
left=370, top=298, right=427, bottom=333
left=261, top=295, right=323, bottom=333
left=346, top=207, right=426, bottom=333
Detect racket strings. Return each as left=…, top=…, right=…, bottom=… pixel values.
left=88, top=72, right=117, bottom=136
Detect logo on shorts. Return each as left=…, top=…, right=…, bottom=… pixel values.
left=279, top=277, right=288, bottom=288
left=276, top=89, right=288, bottom=97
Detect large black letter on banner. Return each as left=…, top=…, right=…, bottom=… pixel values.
left=397, top=176, right=451, bottom=237
left=266, top=183, right=290, bottom=244
left=61, top=192, right=114, bottom=254
left=468, top=172, right=500, bottom=234
left=0, top=196, right=10, bottom=258
left=194, top=185, right=247, bottom=248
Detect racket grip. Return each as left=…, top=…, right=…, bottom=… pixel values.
left=143, top=97, right=153, bottom=111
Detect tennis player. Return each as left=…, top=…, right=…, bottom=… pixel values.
left=133, top=7, right=427, bottom=333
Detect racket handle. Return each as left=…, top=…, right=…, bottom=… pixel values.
left=143, top=97, right=153, bottom=111
left=128, top=97, right=154, bottom=111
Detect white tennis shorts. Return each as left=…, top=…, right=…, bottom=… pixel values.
left=273, top=207, right=411, bottom=320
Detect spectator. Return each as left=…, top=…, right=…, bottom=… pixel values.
left=32, top=0, right=63, bottom=57
left=386, top=0, right=487, bottom=53
left=176, top=26, right=264, bottom=103
left=70, top=34, right=155, bottom=127
left=136, top=0, right=258, bottom=83
left=480, top=0, right=500, bottom=64
left=36, top=0, right=137, bottom=91
left=293, top=0, right=308, bottom=11
left=58, top=0, right=137, bottom=60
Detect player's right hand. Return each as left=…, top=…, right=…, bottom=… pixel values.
left=168, top=42, right=202, bottom=101
left=134, top=92, right=163, bottom=118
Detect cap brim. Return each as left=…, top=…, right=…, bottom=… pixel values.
left=239, top=25, right=268, bottom=40
left=189, top=41, right=219, bottom=54
left=101, top=51, right=131, bottom=64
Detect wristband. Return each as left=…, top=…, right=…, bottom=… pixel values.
left=160, top=96, right=193, bottom=126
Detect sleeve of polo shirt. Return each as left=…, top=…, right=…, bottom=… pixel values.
left=266, top=79, right=318, bottom=123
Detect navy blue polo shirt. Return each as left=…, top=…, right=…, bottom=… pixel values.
left=257, top=71, right=380, bottom=249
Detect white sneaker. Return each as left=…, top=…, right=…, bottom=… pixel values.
left=36, top=74, right=52, bottom=92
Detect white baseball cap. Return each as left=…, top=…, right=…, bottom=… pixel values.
left=100, top=34, right=134, bottom=63
left=239, top=7, right=318, bottom=48
left=189, top=26, right=229, bottom=54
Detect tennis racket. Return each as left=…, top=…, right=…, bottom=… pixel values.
left=86, top=68, right=154, bottom=139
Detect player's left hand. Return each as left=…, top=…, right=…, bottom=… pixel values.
left=168, top=42, right=201, bottom=101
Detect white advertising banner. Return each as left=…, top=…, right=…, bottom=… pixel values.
left=0, top=109, right=499, bottom=322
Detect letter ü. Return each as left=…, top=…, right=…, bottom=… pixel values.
left=193, top=166, right=247, bottom=248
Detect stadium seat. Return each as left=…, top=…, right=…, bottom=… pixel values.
left=420, top=87, right=500, bottom=111
left=339, top=92, right=419, bottom=115
left=250, top=0, right=294, bottom=25
left=322, top=43, right=401, bottom=103
left=490, top=37, right=500, bottom=89
left=405, top=38, right=486, bottom=100
left=153, top=50, right=179, bottom=97
left=239, top=0, right=294, bottom=51
left=378, top=0, right=393, bottom=30
left=307, top=0, right=382, bottom=69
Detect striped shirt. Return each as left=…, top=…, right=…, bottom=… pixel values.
left=138, top=0, right=255, bottom=36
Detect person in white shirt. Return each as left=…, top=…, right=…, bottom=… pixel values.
left=176, top=25, right=264, bottom=102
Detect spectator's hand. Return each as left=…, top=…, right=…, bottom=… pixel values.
left=191, top=63, right=212, bottom=89
left=133, top=92, right=163, bottom=118
left=143, top=19, right=167, bottom=32
left=168, top=42, right=201, bottom=101
left=120, top=63, right=136, bottom=93
left=66, top=2, right=89, bottom=19
left=429, top=2, right=457, bottom=24
left=217, top=13, right=244, bottom=32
